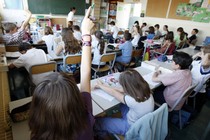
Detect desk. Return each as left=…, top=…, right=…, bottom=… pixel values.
left=177, top=47, right=199, bottom=56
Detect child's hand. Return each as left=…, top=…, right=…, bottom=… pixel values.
left=81, top=7, right=94, bottom=35
left=94, top=79, right=104, bottom=89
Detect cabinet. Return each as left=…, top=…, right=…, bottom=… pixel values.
left=108, top=0, right=123, bottom=23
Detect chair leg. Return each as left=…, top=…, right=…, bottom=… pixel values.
left=94, top=72, right=97, bottom=79
left=179, top=110, right=182, bottom=129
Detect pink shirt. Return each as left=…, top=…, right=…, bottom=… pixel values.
left=159, top=70, right=192, bottom=110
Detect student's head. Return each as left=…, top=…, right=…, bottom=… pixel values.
left=110, top=21, right=115, bottom=26
left=165, top=31, right=174, bottom=42
left=123, top=32, right=131, bottom=41
left=177, top=27, right=185, bottom=41
left=73, top=25, right=80, bottom=32
left=133, top=25, right=140, bottom=33
left=191, top=28, right=199, bottom=35
left=163, top=25, right=168, bottom=31
left=61, top=28, right=81, bottom=54
left=44, top=26, right=53, bottom=35
left=142, top=22, right=147, bottom=27
left=154, top=24, right=160, bottom=30
left=119, top=69, right=151, bottom=102
left=18, top=42, right=32, bottom=54
left=29, top=72, right=87, bottom=140
left=134, top=21, right=139, bottom=26
left=172, top=51, right=193, bottom=70
left=95, top=30, right=105, bottom=55
left=4, top=23, right=17, bottom=34
left=71, top=7, right=76, bottom=13
left=148, top=26, right=155, bottom=34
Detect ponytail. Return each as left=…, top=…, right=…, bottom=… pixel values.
left=95, top=31, right=105, bottom=55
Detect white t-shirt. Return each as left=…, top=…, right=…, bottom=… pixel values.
left=111, top=26, right=119, bottom=39
left=124, top=94, right=154, bottom=125
left=67, top=11, right=74, bottom=22
left=13, top=48, right=50, bottom=85
left=42, top=34, right=54, bottom=53
left=92, top=40, right=106, bottom=66
left=131, top=33, right=140, bottom=47
left=73, top=31, right=82, bottom=41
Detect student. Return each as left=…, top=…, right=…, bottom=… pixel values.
left=67, top=7, right=76, bottom=28
left=162, top=25, right=169, bottom=37
left=187, top=28, right=199, bottom=46
left=23, top=23, right=33, bottom=44
left=92, top=31, right=106, bottom=68
left=56, top=27, right=81, bottom=56
left=154, top=24, right=162, bottom=39
left=174, top=27, right=187, bottom=48
left=38, top=26, right=54, bottom=53
left=147, top=26, right=155, bottom=40
left=191, top=46, right=210, bottom=93
left=29, top=7, right=94, bottom=140
left=8, top=42, right=49, bottom=85
left=152, top=51, right=193, bottom=110
left=129, top=21, right=139, bottom=33
left=94, top=69, right=154, bottom=136
left=2, top=10, right=32, bottom=45
left=151, top=31, right=174, bottom=55
left=141, top=22, right=148, bottom=36
left=116, top=32, right=133, bottom=64
left=107, top=21, right=119, bottom=43
left=73, top=25, right=82, bottom=41
left=131, top=25, right=141, bottom=47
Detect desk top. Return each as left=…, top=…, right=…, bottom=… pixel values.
left=177, top=47, right=199, bottom=56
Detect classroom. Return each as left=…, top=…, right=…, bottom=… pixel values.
left=0, top=0, right=210, bottom=140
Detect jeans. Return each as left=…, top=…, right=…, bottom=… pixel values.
left=94, top=104, right=130, bottom=136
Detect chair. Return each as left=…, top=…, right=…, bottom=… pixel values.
left=169, top=83, right=197, bottom=129
left=91, top=53, right=116, bottom=79
left=114, top=103, right=168, bottom=140
left=29, top=61, right=57, bottom=94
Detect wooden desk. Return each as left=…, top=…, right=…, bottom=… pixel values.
left=177, top=47, right=199, bottom=56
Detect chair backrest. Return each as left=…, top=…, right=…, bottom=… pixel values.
left=170, top=83, right=197, bottom=111
left=29, top=61, right=57, bottom=75
left=132, top=49, right=143, bottom=58
left=191, top=39, right=197, bottom=46
left=5, top=45, right=19, bottom=52
left=125, top=103, right=168, bottom=140
left=100, top=53, right=116, bottom=68
left=64, top=54, right=81, bottom=66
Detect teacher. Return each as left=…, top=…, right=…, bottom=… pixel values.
left=67, top=7, right=76, bottom=28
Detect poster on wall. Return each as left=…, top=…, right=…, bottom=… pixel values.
left=192, top=8, right=210, bottom=22
left=176, top=3, right=196, bottom=17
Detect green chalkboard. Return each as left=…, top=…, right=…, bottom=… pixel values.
left=28, top=0, right=87, bottom=15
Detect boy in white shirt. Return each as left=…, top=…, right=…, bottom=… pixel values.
left=107, top=21, right=119, bottom=43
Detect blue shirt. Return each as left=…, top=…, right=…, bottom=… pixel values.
left=119, top=41, right=133, bottom=63
left=147, top=33, right=155, bottom=40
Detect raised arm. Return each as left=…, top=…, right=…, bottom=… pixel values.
left=20, top=10, right=32, bottom=30
left=80, top=7, right=94, bottom=93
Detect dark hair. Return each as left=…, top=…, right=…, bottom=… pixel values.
left=134, top=21, right=139, bottom=26
left=177, top=27, right=185, bottom=41
left=29, top=72, right=87, bottom=140
left=71, top=7, right=76, bottom=11
left=61, top=28, right=81, bottom=55
left=4, top=23, right=17, bottom=33
left=164, top=25, right=168, bottom=29
left=44, top=26, right=53, bottom=35
left=172, top=51, right=193, bottom=69
left=165, top=31, right=174, bottom=42
left=95, top=31, right=105, bottom=55
left=110, top=21, right=115, bottom=25
left=142, top=22, right=147, bottom=26
left=135, top=25, right=142, bottom=36
left=124, top=32, right=131, bottom=41
left=73, top=25, right=80, bottom=31
left=154, top=24, right=160, bottom=29
left=119, top=69, right=151, bottom=102
left=148, top=26, right=155, bottom=34
left=193, top=28, right=199, bottom=34
left=18, top=42, right=32, bottom=52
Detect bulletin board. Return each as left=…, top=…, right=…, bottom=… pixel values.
left=146, top=0, right=170, bottom=18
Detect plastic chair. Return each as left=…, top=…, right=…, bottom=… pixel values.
left=91, top=53, right=116, bottom=79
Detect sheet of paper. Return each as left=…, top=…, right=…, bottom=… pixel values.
left=6, top=52, right=21, bottom=58
left=143, top=72, right=160, bottom=87
left=92, top=89, right=115, bottom=102
left=141, top=61, right=157, bottom=71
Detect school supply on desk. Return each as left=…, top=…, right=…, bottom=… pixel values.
left=157, top=55, right=168, bottom=62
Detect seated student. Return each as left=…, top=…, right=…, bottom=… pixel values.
left=162, top=25, right=169, bottom=37
left=151, top=31, right=175, bottom=55
left=29, top=7, right=94, bottom=140
left=191, top=46, right=210, bottom=93
left=147, top=26, right=155, bottom=40
left=152, top=51, right=193, bottom=110
left=107, top=21, right=119, bottom=43
left=8, top=42, right=49, bottom=85
left=141, top=22, right=148, bottom=36
left=154, top=24, right=162, bottom=39
left=174, top=27, right=187, bottom=49
left=73, top=25, right=82, bottom=41
left=131, top=25, right=141, bottom=47
left=56, top=28, right=82, bottom=73
left=116, top=32, right=133, bottom=64
left=2, top=10, right=32, bottom=45
left=92, top=31, right=106, bottom=68
left=37, top=26, right=54, bottom=53
left=187, top=28, right=199, bottom=46
left=94, top=69, right=154, bottom=136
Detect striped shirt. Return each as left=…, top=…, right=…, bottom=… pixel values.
left=3, top=28, right=25, bottom=45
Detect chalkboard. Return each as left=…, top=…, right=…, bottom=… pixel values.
left=28, top=0, right=88, bottom=15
